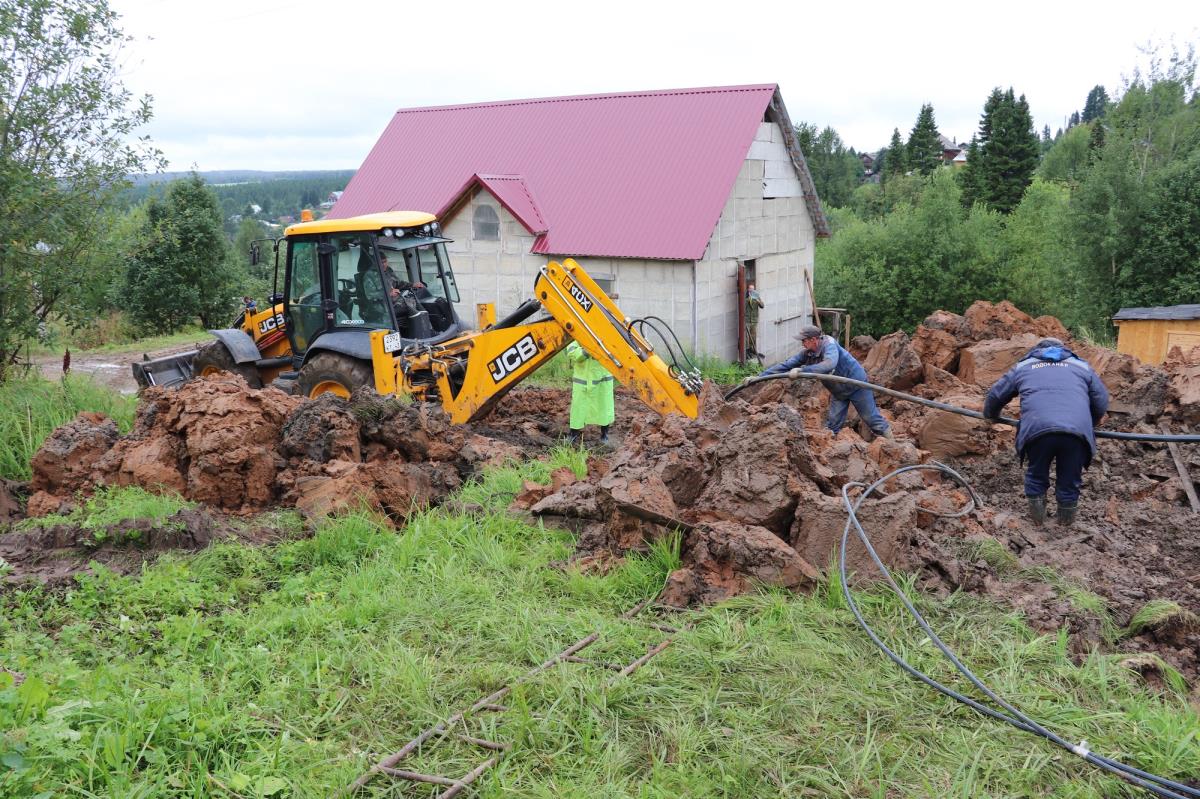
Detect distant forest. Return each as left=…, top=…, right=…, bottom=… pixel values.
left=120, top=170, right=356, bottom=229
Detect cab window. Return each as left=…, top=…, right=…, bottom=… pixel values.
left=287, top=241, right=323, bottom=351
left=415, top=243, right=460, bottom=303
left=330, top=233, right=389, bottom=327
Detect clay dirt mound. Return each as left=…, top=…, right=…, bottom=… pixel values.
left=24, top=375, right=530, bottom=522
left=530, top=381, right=939, bottom=607
left=530, top=301, right=1200, bottom=683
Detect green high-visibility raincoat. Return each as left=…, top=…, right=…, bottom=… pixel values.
left=567, top=341, right=615, bottom=429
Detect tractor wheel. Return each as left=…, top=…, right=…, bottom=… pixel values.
left=192, top=340, right=263, bottom=388
left=297, top=352, right=374, bottom=399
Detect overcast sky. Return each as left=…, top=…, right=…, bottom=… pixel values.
left=109, top=0, right=1199, bottom=172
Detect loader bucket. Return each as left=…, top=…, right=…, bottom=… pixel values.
left=131, top=351, right=197, bottom=390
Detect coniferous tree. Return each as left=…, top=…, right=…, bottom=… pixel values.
left=1087, top=121, right=1106, bottom=158
left=883, top=127, right=907, bottom=181
left=794, top=122, right=864, bottom=207
left=1068, top=110, right=1081, bottom=128
left=958, top=136, right=984, bottom=206
left=1041, top=124, right=1053, bottom=153
left=959, top=88, right=1040, bottom=213
left=1081, top=85, right=1110, bottom=123
left=906, top=104, right=943, bottom=175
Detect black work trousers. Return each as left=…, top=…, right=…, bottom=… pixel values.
left=1023, top=432, right=1088, bottom=506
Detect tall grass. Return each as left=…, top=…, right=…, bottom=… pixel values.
left=28, top=313, right=206, bottom=355
left=0, top=375, right=137, bottom=481
left=2, top=457, right=1196, bottom=797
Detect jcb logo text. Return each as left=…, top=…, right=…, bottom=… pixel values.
left=258, top=313, right=286, bottom=334
left=488, top=334, right=539, bottom=383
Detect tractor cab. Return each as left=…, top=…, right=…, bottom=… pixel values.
left=282, top=212, right=464, bottom=357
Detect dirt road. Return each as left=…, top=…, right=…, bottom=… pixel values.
left=33, top=339, right=206, bottom=395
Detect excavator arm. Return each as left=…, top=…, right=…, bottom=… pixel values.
left=531, top=259, right=700, bottom=418
left=371, top=258, right=701, bottom=424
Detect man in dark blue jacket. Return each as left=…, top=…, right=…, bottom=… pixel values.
left=760, top=325, right=892, bottom=439
left=983, top=338, right=1109, bottom=527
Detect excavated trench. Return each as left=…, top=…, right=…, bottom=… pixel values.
left=2, top=300, right=1199, bottom=689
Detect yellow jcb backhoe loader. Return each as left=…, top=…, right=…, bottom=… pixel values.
left=133, top=211, right=701, bottom=422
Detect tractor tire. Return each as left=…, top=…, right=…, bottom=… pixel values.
left=297, top=352, right=374, bottom=399
left=192, top=340, right=263, bottom=388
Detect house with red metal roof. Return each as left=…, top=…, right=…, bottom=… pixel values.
left=330, top=84, right=828, bottom=364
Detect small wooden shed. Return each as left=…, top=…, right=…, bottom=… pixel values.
left=1112, top=304, right=1200, bottom=364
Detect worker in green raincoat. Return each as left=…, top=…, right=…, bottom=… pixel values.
left=566, top=340, right=615, bottom=445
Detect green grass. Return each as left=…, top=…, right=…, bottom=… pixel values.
left=962, top=536, right=1020, bottom=574
left=1, top=460, right=1197, bottom=797
left=0, top=374, right=138, bottom=482
left=1125, top=600, right=1200, bottom=638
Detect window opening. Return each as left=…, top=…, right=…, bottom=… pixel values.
left=473, top=205, right=500, bottom=240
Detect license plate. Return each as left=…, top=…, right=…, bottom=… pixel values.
left=383, top=332, right=403, bottom=353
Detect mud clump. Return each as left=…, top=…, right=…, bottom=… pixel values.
left=30, top=411, right=119, bottom=495
left=0, top=507, right=235, bottom=586
left=0, top=479, right=25, bottom=525
left=863, top=331, right=924, bottom=391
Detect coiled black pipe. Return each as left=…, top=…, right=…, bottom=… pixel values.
left=841, top=463, right=1199, bottom=798
left=725, top=371, right=1200, bottom=444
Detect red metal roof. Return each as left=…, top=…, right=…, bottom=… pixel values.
left=330, top=84, right=786, bottom=260
left=474, top=174, right=547, bottom=235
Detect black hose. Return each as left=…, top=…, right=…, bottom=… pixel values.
left=840, top=463, right=1199, bottom=798
left=631, top=316, right=700, bottom=376
left=726, top=371, right=1200, bottom=444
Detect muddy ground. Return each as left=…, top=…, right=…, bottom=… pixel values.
left=3, top=300, right=1199, bottom=691
left=33, top=339, right=207, bottom=395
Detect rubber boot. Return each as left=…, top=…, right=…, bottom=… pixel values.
left=599, top=425, right=610, bottom=444
left=569, top=428, right=583, bottom=447
left=1056, top=502, right=1078, bottom=527
left=1026, top=495, right=1047, bottom=527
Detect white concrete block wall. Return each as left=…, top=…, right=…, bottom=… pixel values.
left=692, top=119, right=818, bottom=363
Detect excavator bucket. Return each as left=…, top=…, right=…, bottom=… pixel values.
left=131, top=351, right=197, bottom=390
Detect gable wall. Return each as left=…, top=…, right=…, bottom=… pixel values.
left=442, top=191, right=695, bottom=346
left=693, top=121, right=816, bottom=364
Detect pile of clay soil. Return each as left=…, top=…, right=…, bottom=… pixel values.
left=1, top=375, right=551, bottom=584
left=526, top=301, right=1200, bottom=684
left=21, top=375, right=541, bottom=522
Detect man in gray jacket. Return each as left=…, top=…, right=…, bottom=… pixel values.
left=760, top=325, right=892, bottom=439
left=983, top=338, right=1109, bottom=527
